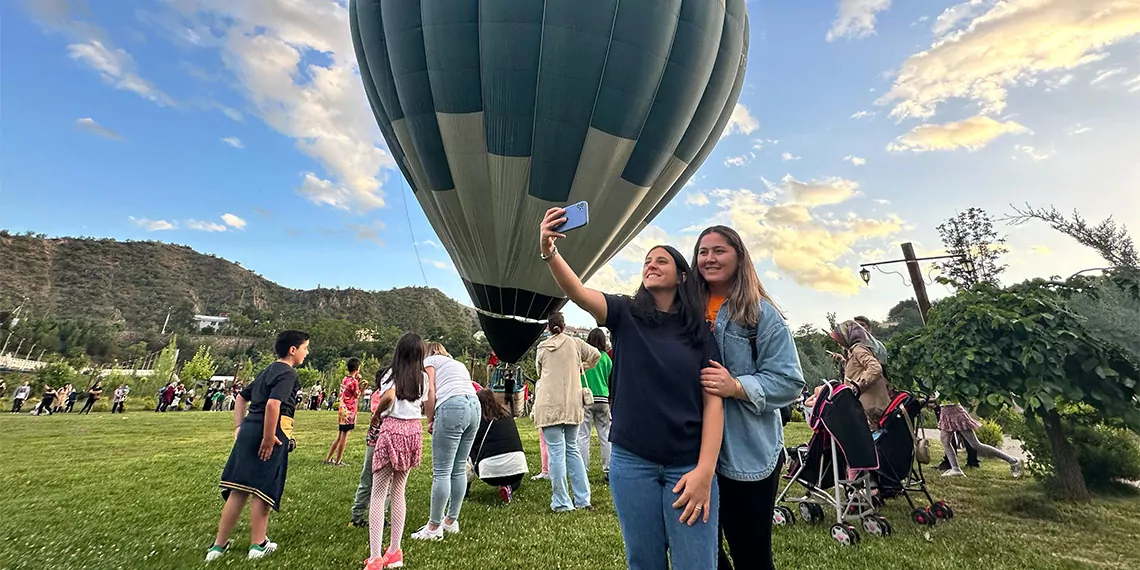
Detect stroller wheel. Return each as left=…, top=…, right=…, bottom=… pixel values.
left=924, top=506, right=939, bottom=525
left=911, top=508, right=931, bottom=526
left=932, top=500, right=955, bottom=519
left=773, top=506, right=795, bottom=526
left=931, top=501, right=953, bottom=520
left=798, top=503, right=815, bottom=524
left=830, top=523, right=860, bottom=546
left=877, top=515, right=893, bottom=536
left=861, top=516, right=886, bottom=537
left=809, top=503, right=825, bottom=524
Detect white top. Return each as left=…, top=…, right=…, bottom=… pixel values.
left=378, top=369, right=428, bottom=420
left=424, top=355, right=475, bottom=409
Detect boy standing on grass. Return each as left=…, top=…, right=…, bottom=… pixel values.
left=206, top=330, right=309, bottom=562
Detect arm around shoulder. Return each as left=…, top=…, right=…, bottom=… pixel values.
left=735, top=308, right=806, bottom=415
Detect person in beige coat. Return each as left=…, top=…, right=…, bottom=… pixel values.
left=830, top=320, right=891, bottom=429
left=534, top=312, right=601, bottom=512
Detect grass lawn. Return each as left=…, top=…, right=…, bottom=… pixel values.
left=0, top=410, right=1137, bottom=570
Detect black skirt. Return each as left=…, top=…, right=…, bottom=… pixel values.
left=220, top=417, right=289, bottom=511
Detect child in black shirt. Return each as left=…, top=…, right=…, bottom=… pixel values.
left=206, top=330, right=309, bottom=562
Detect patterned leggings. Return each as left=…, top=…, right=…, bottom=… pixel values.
left=369, top=466, right=411, bottom=559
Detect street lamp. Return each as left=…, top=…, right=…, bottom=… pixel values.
left=859, top=267, right=871, bottom=285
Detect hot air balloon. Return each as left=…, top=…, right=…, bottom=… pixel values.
left=351, top=0, right=749, bottom=363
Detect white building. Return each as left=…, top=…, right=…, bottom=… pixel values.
left=192, top=315, right=230, bottom=332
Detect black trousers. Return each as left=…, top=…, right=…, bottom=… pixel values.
left=718, top=453, right=784, bottom=570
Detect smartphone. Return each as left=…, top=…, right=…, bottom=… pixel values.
left=553, top=200, right=589, bottom=233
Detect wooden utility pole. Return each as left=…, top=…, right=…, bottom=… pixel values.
left=900, top=243, right=933, bottom=323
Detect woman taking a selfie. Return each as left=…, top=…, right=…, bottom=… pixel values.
left=690, top=225, right=805, bottom=570
left=539, top=207, right=724, bottom=570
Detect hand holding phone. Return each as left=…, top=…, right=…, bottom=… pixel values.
left=552, top=200, right=589, bottom=233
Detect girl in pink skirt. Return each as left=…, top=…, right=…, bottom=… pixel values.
left=937, top=401, right=1023, bottom=478
left=365, top=333, right=429, bottom=570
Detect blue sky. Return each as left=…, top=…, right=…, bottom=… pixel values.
left=3, top=0, right=1139, bottom=331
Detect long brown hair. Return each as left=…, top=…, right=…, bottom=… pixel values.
left=391, top=333, right=425, bottom=401
left=477, top=388, right=509, bottom=420
left=690, top=225, right=780, bottom=326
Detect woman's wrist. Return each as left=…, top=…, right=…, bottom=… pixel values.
left=732, top=377, right=745, bottom=399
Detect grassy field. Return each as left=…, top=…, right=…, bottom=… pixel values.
left=0, top=410, right=1137, bottom=570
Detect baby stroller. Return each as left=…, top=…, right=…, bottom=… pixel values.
left=774, top=380, right=888, bottom=546
left=874, top=391, right=954, bottom=526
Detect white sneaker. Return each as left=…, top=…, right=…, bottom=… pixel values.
left=411, top=524, right=444, bottom=541
left=941, top=468, right=966, bottom=477
left=531, top=472, right=550, bottom=481
left=204, top=541, right=230, bottom=562
left=247, top=538, right=278, bottom=559
left=442, top=519, right=460, bottom=534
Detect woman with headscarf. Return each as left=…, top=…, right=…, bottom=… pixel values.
left=831, top=320, right=891, bottom=429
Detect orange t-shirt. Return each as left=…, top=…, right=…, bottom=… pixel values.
left=706, top=295, right=726, bottom=324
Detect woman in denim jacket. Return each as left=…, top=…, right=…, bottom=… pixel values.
left=691, top=226, right=806, bottom=570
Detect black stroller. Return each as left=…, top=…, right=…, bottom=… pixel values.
left=774, top=380, right=888, bottom=546
left=873, top=391, right=955, bottom=526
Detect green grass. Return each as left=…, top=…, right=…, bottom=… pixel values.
left=0, top=411, right=1137, bottom=570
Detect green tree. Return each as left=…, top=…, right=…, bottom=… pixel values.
left=1008, top=204, right=1137, bottom=268
left=891, top=278, right=1140, bottom=501
left=936, top=207, right=1007, bottom=289
left=793, top=324, right=837, bottom=389
left=877, top=299, right=925, bottom=341
left=296, top=366, right=322, bottom=389
left=180, top=346, right=218, bottom=387
left=150, top=335, right=179, bottom=392
left=36, top=360, right=76, bottom=388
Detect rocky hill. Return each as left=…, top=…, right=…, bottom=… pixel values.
left=0, top=231, right=476, bottom=335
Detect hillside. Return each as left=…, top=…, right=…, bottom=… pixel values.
left=0, top=232, right=477, bottom=335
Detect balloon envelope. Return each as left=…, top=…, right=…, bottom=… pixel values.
left=351, top=0, right=749, bottom=363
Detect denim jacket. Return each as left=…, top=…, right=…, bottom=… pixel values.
left=712, top=299, right=806, bottom=481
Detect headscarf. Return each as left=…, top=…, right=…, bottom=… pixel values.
left=831, top=320, right=871, bottom=351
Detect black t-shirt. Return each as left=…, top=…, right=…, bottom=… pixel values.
left=604, top=294, right=721, bottom=467
left=240, top=362, right=299, bottom=423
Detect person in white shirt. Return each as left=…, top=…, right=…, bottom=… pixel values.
left=411, top=343, right=479, bottom=541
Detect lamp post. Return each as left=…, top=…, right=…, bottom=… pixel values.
left=859, top=241, right=971, bottom=324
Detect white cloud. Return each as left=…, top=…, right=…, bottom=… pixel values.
left=844, top=155, right=868, bottom=166
left=297, top=172, right=353, bottom=210
left=221, top=213, right=247, bottom=229
left=887, top=115, right=1028, bottom=152
left=724, top=154, right=751, bottom=167
left=752, top=138, right=779, bottom=150
left=827, top=0, right=892, bottom=41
left=850, top=110, right=875, bottom=120
left=776, top=175, right=861, bottom=206
left=878, top=0, right=1140, bottom=120
left=873, top=198, right=891, bottom=205
left=217, top=105, right=244, bottom=121
left=75, top=117, right=123, bottom=140
left=67, top=40, right=174, bottom=106
left=1067, top=124, right=1093, bottom=135
left=421, top=240, right=441, bottom=249
left=1090, top=67, right=1128, bottom=85
left=932, top=0, right=994, bottom=36
left=723, top=103, right=760, bottom=137
left=221, top=136, right=244, bottom=148
left=129, top=216, right=175, bottom=231
left=686, top=192, right=711, bottom=207
left=781, top=152, right=801, bottom=162
left=162, top=0, right=393, bottom=212
left=428, top=260, right=449, bottom=270
left=187, top=219, right=228, bottom=232
left=1013, top=145, right=1054, bottom=161
left=1125, top=73, right=1140, bottom=92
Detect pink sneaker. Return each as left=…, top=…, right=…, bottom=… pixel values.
left=363, top=556, right=385, bottom=570
left=384, top=547, right=404, bottom=568
left=499, top=485, right=513, bottom=503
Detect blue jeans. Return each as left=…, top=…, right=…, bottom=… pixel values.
left=429, top=395, right=480, bottom=525
left=610, top=445, right=720, bottom=570
left=541, top=424, right=591, bottom=511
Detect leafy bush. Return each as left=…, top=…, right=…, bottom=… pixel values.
left=789, top=408, right=805, bottom=423
left=1017, top=405, right=1140, bottom=493
left=975, top=420, right=1004, bottom=448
